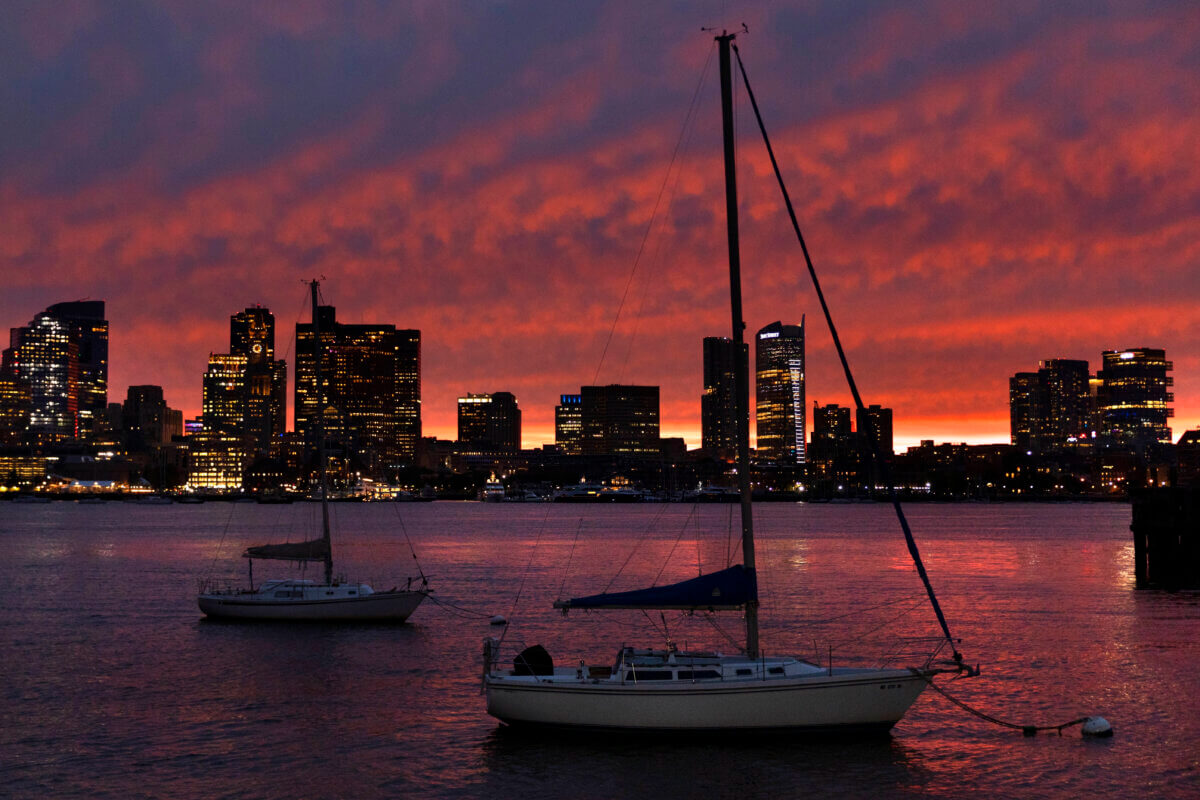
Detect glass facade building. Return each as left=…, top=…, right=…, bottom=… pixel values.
left=755, top=319, right=805, bottom=464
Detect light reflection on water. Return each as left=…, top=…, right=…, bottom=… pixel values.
left=1, top=501, right=1198, bottom=798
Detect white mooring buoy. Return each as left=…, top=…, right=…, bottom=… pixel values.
left=489, top=614, right=508, bottom=626
left=1081, top=717, right=1113, bottom=738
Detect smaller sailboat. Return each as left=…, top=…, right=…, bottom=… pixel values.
left=197, top=280, right=429, bottom=622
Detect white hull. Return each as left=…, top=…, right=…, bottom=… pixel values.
left=199, top=582, right=426, bottom=621
left=485, top=650, right=929, bottom=733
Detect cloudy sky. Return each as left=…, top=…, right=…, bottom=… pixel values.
left=3, top=0, right=1197, bottom=449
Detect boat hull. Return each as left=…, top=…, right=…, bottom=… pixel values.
left=198, top=589, right=427, bottom=621
left=485, top=668, right=927, bottom=733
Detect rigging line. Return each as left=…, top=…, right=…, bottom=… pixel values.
left=616, top=52, right=713, bottom=380
left=602, top=501, right=673, bottom=592
left=702, top=611, right=745, bottom=651
left=653, top=504, right=698, bottom=586
left=827, top=594, right=929, bottom=651
left=556, top=518, right=584, bottom=602
left=733, top=45, right=962, bottom=665
left=592, top=46, right=716, bottom=386
left=808, top=591, right=924, bottom=625
left=500, top=501, right=556, bottom=646
left=205, top=498, right=240, bottom=577
left=390, top=503, right=428, bottom=585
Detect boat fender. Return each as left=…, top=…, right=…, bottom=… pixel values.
left=1081, top=717, right=1113, bottom=738
left=489, top=615, right=507, bottom=626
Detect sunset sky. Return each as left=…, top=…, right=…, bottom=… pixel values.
left=3, top=0, right=1198, bottom=451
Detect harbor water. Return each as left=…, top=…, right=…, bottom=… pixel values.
left=2, top=501, right=1197, bottom=798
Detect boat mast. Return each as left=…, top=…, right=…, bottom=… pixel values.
left=717, top=31, right=758, bottom=658
left=310, top=279, right=333, bottom=587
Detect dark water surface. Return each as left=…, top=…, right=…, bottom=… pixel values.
left=2, top=501, right=1197, bottom=798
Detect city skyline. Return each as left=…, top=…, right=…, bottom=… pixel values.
left=3, top=2, right=1199, bottom=450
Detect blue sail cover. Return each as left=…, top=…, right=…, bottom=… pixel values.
left=553, top=565, right=756, bottom=611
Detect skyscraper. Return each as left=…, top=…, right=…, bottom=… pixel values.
left=230, top=306, right=287, bottom=452
left=457, top=392, right=521, bottom=453
left=202, top=353, right=247, bottom=435
left=122, top=385, right=167, bottom=452
left=701, top=336, right=744, bottom=461
left=295, top=305, right=421, bottom=474
left=580, top=384, right=660, bottom=456
left=1010, top=359, right=1094, bottom=452
left=755, top=319, right=805, bottom=464
left=2, top=300, right=108, bottom=443
left=555, top=394, right=583, bottom=455
left=1097, top=348, right=1173, bottom=452
left=1009, top=371, right=1046, bottom=451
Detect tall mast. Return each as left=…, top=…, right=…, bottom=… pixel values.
left=717, top=31, right=758, bottom=658
left=310, top=279, right=333, bottom=586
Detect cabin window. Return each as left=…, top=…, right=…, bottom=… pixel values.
left=678, top=670, right=721, bottom=680
left=736, top=668, right=753, bottom=676
left=326, top=591, right=333, bottom=595
left=348, top=591, right=356, bottom=595
left=768, top=666, right=784, bottom=675
left=630, top=670, right=672, bottom=681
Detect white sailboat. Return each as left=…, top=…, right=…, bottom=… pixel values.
left=198, top=280, right=429, bottom=622
left=482, top=32, right=972, bottom=733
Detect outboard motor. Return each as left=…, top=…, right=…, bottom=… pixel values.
left=513, top=644, right=554, bottom=676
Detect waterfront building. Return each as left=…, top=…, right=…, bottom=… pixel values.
left=1097, top=348, right=1173, bottom=453
left=1010, top=359, right=1093, bottom=452
left=755, top=320, right=805, bottom=465
left=0, top=376, right=31, bottom=446
left=809, top=403, right=855, bottom=489
left=296, top=305, right=421, bottom=475
left=458, top=392, right=521, bottom=453
left=1009, top=372, right=1046, bottom=451
left=122, top=385, right=168, bottom=452
left=579, top=384, right=660, bottom=456
left=186, top=429, right=246, bottom=491
left=555, top=394, right=583, bottom=455
left=2, top=300, right=108, bottom=444
left=701, top=336, right=744, bottom=462
left=230, top=306, right=287, bottom=453
left=201, top=354, right=248, bottom=435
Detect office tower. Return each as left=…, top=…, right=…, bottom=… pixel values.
left=580, top=384, right=660, bottom=456
left=394, top=329, right=422, bottom=462
left=1040, top=359, right=1092, bottom=443
left=809, top=402, right=855, bottom=487
left=1009, top=372, right=1046, bottom=451
left=702, top=336, right=745, bottom=461
left=2, top=300, right=108, bottom=443
left=123, top=385, right=167, bottom=451
left=555, top=394, right=583, bottom=455
left=755, top=319, right=805, bottom=464
left=201, top=354, right=248, bottom=435
left=856, top=404, right=893, bottom=457
left=0, top=376, right=31, bottom=446
left=1097, top=348, right=1173, bottom=451
left=230, top=307, right=287, bottom=453
left=296, top=304, right=421, bottom=474
left=458, top=392, right=521, bottom=453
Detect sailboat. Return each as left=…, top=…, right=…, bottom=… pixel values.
left=482, top=32, right=972, bottom=733
left=197, top=280, right=429, bottom=622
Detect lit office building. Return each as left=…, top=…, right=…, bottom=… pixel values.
left=809, top=402, right=855, bottom=486
left=555, top=394, right=583, bottom=455
left=755, top=320, right=805, bottom=464
left=580, top=384, right=660, bottom=456
left=201, top=353, right=248, bottom=435
left=2, top=301, right=108, bottom=443
left=701, top=336, right=745, bottom=462
left=186, top=429, right=246, bottom=491
left=230, top=307, right=287, bottom=452
left=458, top=392, right=521, bottom=453
left=0, top=376, right=31, bottom=446
left=296, top=305, right=421, bottom=474
left=1097, top=348, right=1173, bottom=452
left=1009, top=372, right=1046, bottom=451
